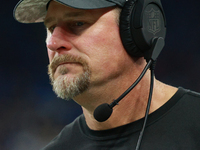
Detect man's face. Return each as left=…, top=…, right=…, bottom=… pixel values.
left=45, top=1, right=130, bottom=100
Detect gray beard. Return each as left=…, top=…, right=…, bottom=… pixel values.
left=48, top=54, right=91, bottom=100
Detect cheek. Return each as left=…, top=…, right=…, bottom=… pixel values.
left=82, top=23, right=124, bottom=57
left=77, top=26, right=128, bottom=81
left=91, top=28, right=126, bottom=65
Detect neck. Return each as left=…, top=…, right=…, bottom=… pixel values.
left=81, top=78, right=177, bottom=131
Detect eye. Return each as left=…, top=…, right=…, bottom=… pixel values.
left=73, top=21, right=85, bottom=27
left=46, top=21, right=88, bottom=35
left=76, top=22, right=85, bottom=26
left=68, top=21, right=87, bottom=35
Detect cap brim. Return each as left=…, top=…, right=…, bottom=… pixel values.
left=13, top=0, right=117, bottom=23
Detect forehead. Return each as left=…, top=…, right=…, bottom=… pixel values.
left=44, top=1, right=86, bottom=25
left=44, top=1, right=116, bottom=27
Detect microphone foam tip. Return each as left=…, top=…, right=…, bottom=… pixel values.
left=93, top=103, right=113, bottom=122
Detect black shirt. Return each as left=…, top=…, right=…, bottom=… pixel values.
left=42, top=87, right=200, bottom=150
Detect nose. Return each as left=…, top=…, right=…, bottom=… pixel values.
left=46, top=26, right=73, bottom=52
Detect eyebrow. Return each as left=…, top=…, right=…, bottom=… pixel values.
left=44, top=11, right=86, bottom=27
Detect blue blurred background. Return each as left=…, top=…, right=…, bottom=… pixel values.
left=1, top=0, right=200, bottom=149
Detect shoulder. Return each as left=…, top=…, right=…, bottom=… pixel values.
left=41, top=115, right=84, bottom=150
left=180, top=87, right=200, bottom=101
left=186, top=89, right=200, bottom=98
left=175, top=87, right=200, bottom=118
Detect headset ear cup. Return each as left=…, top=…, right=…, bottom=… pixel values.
left=120, top=0, right=143, bottom=57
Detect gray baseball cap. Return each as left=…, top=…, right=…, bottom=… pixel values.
left=14, top=0, right=126, bottom=23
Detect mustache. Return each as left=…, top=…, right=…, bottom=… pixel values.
left=48, top=54, right=88, bottom=75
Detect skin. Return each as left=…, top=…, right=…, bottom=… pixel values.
left=45, top=1, right=178, bottom=130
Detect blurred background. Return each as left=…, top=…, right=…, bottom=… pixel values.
left=1, top=0, right=200, bottom=149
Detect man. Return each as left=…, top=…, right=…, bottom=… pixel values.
left=14, top=0, right=200, bottom=149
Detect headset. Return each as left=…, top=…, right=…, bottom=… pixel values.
left=120, top=0, right=166, bottom=59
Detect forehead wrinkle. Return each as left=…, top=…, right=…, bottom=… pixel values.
left=64, top=11, right=86, bottom=18
left=44, top=11, right=87, bottom=27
